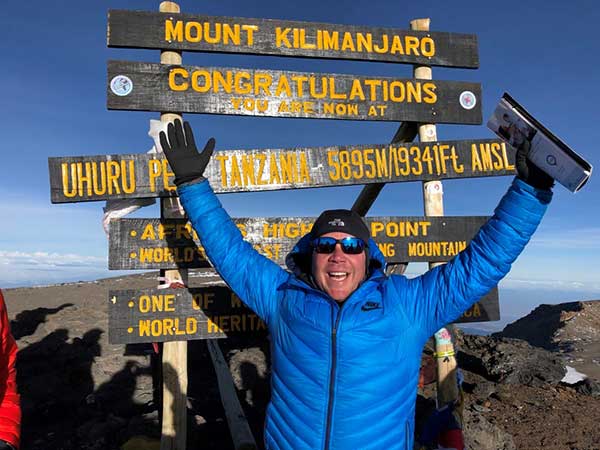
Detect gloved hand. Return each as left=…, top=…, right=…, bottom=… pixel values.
left=515, top=139, right=554, bottom=190
left=159, top=119, right=216, bottom=186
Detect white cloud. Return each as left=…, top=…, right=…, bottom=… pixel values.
left=0, top=250, right=105, bottom=268
left=529, top=227, right=600, bottom=250
left=0, top=250, right=116, bottom=288
left=499, top=277, right=600, bottom=293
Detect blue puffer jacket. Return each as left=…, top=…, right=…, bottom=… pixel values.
left=179, top=178, right=551, bottom=450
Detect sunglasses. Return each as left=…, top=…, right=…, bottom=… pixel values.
left=311, top=237, right=366, bottom=255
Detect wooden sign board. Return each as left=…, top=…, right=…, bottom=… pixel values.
left=107, top=60, right=482, bottom=124
left=107, top=10, right=479, bottom=68
left=108, top=285, right=498, bottom=344
left=108, top=215, right=490, bottom=269
left=108, top=287, right=267, bottom=344
left=49, top=139, right=514, bottom=203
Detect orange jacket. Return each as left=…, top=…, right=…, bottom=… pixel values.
left=0, top=291, right=19, bottom=448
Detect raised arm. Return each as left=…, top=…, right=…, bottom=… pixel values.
left=396, top=140, right=554, bottom=339
left=160, top=120, right=288, bottom=325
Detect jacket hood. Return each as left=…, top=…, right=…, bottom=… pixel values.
left=285, top=232, right=386, bottom=281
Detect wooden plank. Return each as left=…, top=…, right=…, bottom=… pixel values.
left=108, top=215, right=490, bottom=269
left=108, top=287, right=267, bottom=344
left=107, top=60, right=482, bottom=124
left=351, top=121, right=419, bottom=215
left=107, top=10, right=478, bottom=68
left=108, top=286, right=498, bottom=344
left=458, top=289, right=499, bottom=323
left=207, top=340, right=258, bottom=450
left=49, top=138, right=514, bottom=203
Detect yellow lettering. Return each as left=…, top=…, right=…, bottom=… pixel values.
left=165, top=20, right=183, bottom=42
left=423, top=82, right=437, bottom=104
left=139, top=295, right=150, bottom=313
left=275, top=27, right=292, bottom=48
left=169, top=68, right=189, bottom=91
left=341, top=32, right=355, bottom=51
left=139, top=319, right=150, bottom=336
left=184, top=22, right=202, bottom=43
left=241, top=154, right=256, bottom=186
left=140, top=224, right=156, bottom=240
left=222, top=23, right=241, bottom=45
left=390, top=35, right=404, bottom=54
left=421, top=37, right=435, bottom=57
left=275, top=75, right=292, bottom=97
left=471, top=144, right=483, bottom=172
left=349, top=79, right=366, bottom=101
left=61, top=163, right=77, bottom=198
left=241, top=25, right=258, bottom=46
left=203, top=22, right=221, bottom=44
left=356, top=33, right=372, bottom=52
left=373, top=35, right=388, bottom=53
left=405, top=36, right=420, bottom=55
left=215, top=154, right=229, bottom=188
left=191, top=70, right=211, bottom=93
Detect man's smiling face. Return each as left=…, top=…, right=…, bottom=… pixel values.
left=311, top=232, right=367, bottom=302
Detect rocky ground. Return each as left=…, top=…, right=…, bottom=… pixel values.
left=3, top=272, right=599, bottom=449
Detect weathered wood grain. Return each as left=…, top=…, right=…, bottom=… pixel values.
left=107, top=60, right=482, bottom=124
left=49, top=139, right=514, bottom=203
left=107, top=10, right=478, bottom=68
left=108, top=215, right=491, bottom=269
left=108, top=285, right=498, bottom=344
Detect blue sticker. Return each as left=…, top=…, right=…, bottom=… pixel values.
left=110, top=75, right=133, bottom=96
left=459, top=91, right=476, bottom=110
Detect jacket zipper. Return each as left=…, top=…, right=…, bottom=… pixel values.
left=323, top=304, right=342, bottom=450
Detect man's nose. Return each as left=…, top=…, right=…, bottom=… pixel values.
left=328, top=244, right=346, bottom=261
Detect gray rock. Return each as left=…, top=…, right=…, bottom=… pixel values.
left=458, top=334, right=566, bottom=387
left=463, top=408, right=516, bottom=450
left=570, top=378, right=600, bottom=397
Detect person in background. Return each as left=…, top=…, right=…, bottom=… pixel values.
left=0, top=290, right=20, bottom=450
left=160, top=120, right=553, bottom=450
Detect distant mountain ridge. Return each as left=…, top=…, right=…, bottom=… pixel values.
left=494, top=300, right=600, bottom=380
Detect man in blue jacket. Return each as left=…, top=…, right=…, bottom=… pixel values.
left=160, top=120, right=553, bottom=450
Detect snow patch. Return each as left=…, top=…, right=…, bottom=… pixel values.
left=561, top=365, right=587, bottom=384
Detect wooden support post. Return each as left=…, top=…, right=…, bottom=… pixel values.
left=159, top=3, right=188, bottom=450
left=410, top=18, right=460, bottom=408
left=351, top=120, right=418, bottom=276
left=207, top=341, right=258, bottom=450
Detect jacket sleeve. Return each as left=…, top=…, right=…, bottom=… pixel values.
left=0, top=291, right=20, bottom=449
left=397, top=178, right=552, bottom=340
left=178, top=180, right=288, bottom=326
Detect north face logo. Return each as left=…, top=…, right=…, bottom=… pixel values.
left=328, top=218, right=345, bottom=227
left=361, top=301, right=381, bottom=311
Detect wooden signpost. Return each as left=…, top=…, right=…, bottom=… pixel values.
left=108, top=284, right=497, bottom=346
left=107, top=10, right=479, bottom=68
left=47, top=3, right=507, bottom=447
left=108, top=287, right=267, bottom=344
left=49, top=138, right=514, bottom=203
left=108, top=215, right=491, bottom=268
left=107, top=61, right=482, bottom=124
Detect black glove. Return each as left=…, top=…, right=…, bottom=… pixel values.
left=515, top=139, right=554, bottom=190
left=0, top=440, right=15, bottom=450
left=159, top=119, right=216, bottom=186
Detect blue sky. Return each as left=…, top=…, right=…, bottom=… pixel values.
left=1, top=0, right=599, bottom=326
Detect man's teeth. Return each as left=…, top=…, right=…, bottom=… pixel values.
left=329, top=272, right=348, bottom=280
